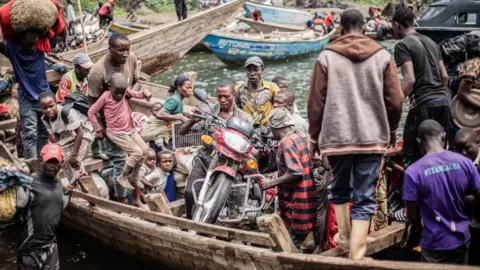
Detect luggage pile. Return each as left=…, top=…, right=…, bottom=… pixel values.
left=66, top=14, right=108, bottom=50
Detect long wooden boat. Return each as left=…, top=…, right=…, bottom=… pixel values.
left=237, top=16, right=304, bottom=32
left=59, top=190, right=479, bottom=270
left=243, top=2, right=311, bottom=25
left=202, top=29, right=334, bottom=64
left=0, top=1, right=244, bottom=75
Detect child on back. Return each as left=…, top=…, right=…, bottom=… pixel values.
left=88, top=73, right=152, bottom=208
left=140, top=149, right=168, bottom=194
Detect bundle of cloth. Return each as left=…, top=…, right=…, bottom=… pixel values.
left=0, top=0, right=65, bottom=53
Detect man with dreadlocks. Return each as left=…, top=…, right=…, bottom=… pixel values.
left=392, top=5, right=453, bottom=166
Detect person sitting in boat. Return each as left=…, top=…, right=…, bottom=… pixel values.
left=39, top=91, right=94, bottom=185
left=88, top=73, right=152, bottom=208
left=178, top=81, right=253, bottom=219
left=272, top=76, right=288, bottom=90
left=88, top=33, right=142, bottom=201
left=454, top=128, right=480, bottom=266
left=235, top=57, right=280, bottom=127
left=140, top=149, right=175, bottom=201
left=141, top=102, right=175, bottom=152
left=252, top=8, right=264, bottom=22
left=273, top=89, right=308, bottom=141
left=56, top=54, right=93, bottom=103
left=308, top=8, right=403, bottom=260
left=324, top=11, right=335, bottom=32
left=456, top=56, right=480, bottom=110
left=261, top=108, right=317, bottom=252
left=403, top=120, right=480, bottom=265
left=146, top=76, right=192, bottom=151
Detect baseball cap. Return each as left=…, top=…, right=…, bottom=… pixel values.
left=73, top=53, right=94, bottom=69
left=267, top=108, right=295, bottom=129
left=40, top=143, right=64, bottom=163
left=244, top=56, right=264, bottom=68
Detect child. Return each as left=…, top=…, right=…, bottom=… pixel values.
left=39, top=91, right=93, bottom=184
left=158, top=150, right=176, bottom=201
left=88, top=73, right=151, bottom=208
left=140, top=149, right=167, bottom=194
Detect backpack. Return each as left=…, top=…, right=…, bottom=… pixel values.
left=61, top=92, right=89, bottom=124
left=440, top=31, right=480, bottom=64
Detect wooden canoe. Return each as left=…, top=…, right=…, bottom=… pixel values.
left=237, top=17, right=304, bottom=33
left=110, top=21, right=150, bottom=35
left=60, top=190, right=479, bottom=270
left=243, top=1, right=311, bottom=26
left=0, top=0, right=245, bottom=76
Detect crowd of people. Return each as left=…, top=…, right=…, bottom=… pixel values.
left=2, top=3, right=480, bottom=269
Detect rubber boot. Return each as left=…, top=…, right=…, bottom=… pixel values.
left=333, top=203, right=351, bottom=247
left=349, top=220, right=371, bottom=260
left=176, top=10, right=182, bottom=21
left=182, top=10, right=187, bottom=20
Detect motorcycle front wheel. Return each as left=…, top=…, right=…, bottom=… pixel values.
left=193, top=173, right=233, bottom=224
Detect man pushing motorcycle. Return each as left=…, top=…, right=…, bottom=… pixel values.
left=261, top=108, right=318, bottom=251
left=178, top=81, right=253, bottom=219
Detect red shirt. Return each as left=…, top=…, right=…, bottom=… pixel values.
left=324, top=14, right=333, bottom=26
left=98, top=3, right=112, bottom=16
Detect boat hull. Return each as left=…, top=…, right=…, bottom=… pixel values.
left=243, top=2, right=311, bottom=25
left=202, top=30, right=334, bottom=64
left=236, top=17, right=304, bottom=32
left=110, top=22, right=142, bottom=35
left=415, top=27, right=477, bottom=43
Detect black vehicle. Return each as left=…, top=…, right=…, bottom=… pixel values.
left=415, top=0, right=480, bottom=43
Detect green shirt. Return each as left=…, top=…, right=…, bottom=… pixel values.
left=163, top=92, right=184, bottom=115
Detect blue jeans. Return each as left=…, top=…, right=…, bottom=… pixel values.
left=327, top=154, right=383, bottom=221
left=18, top=94, right=49, bottom=159
left=100, top=138, right=127, bottom=198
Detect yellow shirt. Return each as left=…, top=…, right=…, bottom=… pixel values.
left=234, top=80, right=280, bottom=126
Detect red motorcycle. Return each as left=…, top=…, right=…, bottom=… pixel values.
left=190, top=89, right=271, bottom=225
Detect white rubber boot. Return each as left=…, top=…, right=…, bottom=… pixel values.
left=349, top=220, right=371, bottom=260
left=333, top=203, right=351, bottom=247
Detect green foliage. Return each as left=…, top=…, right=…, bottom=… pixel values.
left=144, top=0, right=198, bottom=12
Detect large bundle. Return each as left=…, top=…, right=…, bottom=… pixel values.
left=9, top=0, right=58, bottom=34
left=440, top=31, right=480, bottom=64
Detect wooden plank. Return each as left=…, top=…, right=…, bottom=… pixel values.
left=77, top=176, right=102, bottom=198
left=257, top=214, right=297, bottom=253
left=319, top=222, right=405, bottom=257
left=46, top=70, right=63, bottom=84
left=145, top=193, right=173, bottom=215
left=0, top=141, right=17, bottom=166
left=82, top=158, right=112, bottom=173
left=71, top=190, right=277, bottom=248
left=0, top=118, right=17, bottom=131
left=168, top=198, right=186, bottom=217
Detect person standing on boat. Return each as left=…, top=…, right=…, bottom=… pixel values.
left=99, top=0, right=115, bottom=28
left=403, top=120, right=480, bottom=264
left=174, top=0, right=187, bottom=21
left=308, top=8, right=403, bottom=259
left=88, top=33, right=142, bottom=204
left=261, top=108, right=317, bottom=251
left=392, top=6, right=453, bottom=166
left=56, top=53, right=93, bottom=103
left=179, top=81, right=253, bottom=219
left=235, top=57, right=280, bottom=127
left=0, top=29, right=50, bottom=160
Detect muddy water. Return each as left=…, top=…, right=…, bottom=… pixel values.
left=0, top=40, right=413, bottom=270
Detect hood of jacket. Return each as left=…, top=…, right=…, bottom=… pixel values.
left=326, top=33, right=384, bottom=62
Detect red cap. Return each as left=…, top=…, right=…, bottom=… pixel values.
left=40, top=143, right=64, bottom=163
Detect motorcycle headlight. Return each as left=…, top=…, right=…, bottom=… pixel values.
left=224, top=131, right=251, bottom=154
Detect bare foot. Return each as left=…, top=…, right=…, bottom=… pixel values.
left=116, top=176, right=134, bottom=190
left=333, top=233, right=349, bottom=248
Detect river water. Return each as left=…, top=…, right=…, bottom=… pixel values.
left=0, top=40, right=413, bottom=270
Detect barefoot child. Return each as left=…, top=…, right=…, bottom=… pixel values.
left=88, top=73, right=152, bottom=207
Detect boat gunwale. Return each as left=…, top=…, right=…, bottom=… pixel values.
left=206, top=28, right=335, bottom=45
left=243, top=1, right=312, bottom=17
left=236, top=16, right=305, bottom=31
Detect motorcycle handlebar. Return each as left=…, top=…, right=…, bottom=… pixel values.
left=189, top=112, right=207, bottom=120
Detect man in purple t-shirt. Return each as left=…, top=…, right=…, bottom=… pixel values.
left=403, top=120, right=480, bottom=264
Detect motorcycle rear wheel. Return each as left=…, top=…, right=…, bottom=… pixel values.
left=193, top=173, right=233, bottom=224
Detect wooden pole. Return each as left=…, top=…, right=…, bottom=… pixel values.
left=76, top=0, right=89, bottom=54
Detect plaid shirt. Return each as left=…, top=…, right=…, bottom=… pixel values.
left=276, top=132, right=317, bottom=235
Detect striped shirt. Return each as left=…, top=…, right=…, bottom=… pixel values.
left=276, top=132, right=317, bottom=235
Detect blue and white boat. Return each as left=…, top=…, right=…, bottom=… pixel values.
left=202, top=29, right=334, bottom=64
left=243, top=2, right=312, bottom=25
